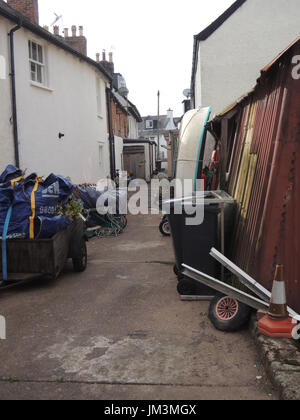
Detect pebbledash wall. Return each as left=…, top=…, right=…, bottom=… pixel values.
left=0, top=15, right=111, bottom=184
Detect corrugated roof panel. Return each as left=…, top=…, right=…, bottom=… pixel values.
left=218, top=39, right=300, bottom=312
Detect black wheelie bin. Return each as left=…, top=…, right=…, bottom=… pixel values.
left=167, top=191, right=236, bottom=298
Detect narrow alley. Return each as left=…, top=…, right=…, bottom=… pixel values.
left=0, top=214, right=277, bottom=400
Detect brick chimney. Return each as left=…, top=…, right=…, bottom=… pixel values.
left=100, top=50, right=114, bottom=75
left=7, top=0, right=39, bottom=24
left=165, top=109, right=176, bottom=131
left=63, top=25, right=87, bottom=56
left=53, top=25, right=60, bottom=37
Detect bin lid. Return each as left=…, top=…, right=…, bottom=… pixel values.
left=164, top=191, right=235, bottom=206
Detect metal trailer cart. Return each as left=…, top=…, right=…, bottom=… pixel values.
left=0, top=218, right=87, bottom=289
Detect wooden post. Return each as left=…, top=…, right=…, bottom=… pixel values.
left=220, top=119, right=229, bottom=190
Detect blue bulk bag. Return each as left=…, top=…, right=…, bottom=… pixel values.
left=12, top=173, right=72, bottom=221
left=13, top=174, right=73, bottom=239
left=0, top=169, right=74, bottom=240
left=0, top=165, right=23, bottom=186
left=0, top=183, right=28, bottom=239
left=34, top=215, right=71, bottom=239
left=37, top=173, right=73, bottom=214
left=76, top=185, right=101, bottom=209
left=0, top=184, right=14, bottom=239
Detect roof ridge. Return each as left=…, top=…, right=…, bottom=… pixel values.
left=0, top=0, right=112, bottom=80
left=191, top=0, right=247, bottom=97
left=195, top=0, right=247, bottom=41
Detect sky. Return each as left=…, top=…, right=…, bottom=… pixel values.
left=39, top=0, right=234, bottom=117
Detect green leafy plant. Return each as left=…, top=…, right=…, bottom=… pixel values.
left=57, top=195, right=83, bottom=220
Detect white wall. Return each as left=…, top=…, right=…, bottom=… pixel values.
left=0, top=17, right=15, bottom=170
left=0, top=17, right=111, bottom=184
left=194, top=0, right=300, bottom=116
left=128, top=115, right=139, bottom=139
left=148, top=134, right=167, bottom=160
left=114, top=135, right=123, bottom=171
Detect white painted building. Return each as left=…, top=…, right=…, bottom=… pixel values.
left=138, top=109, right=180, bottom=173
left=191, top=0, right=300, bottom=116
left=111, top=82, right=142, bottom=140
left=0, top=0, right=113, bottom=184
left=128, top=115, right=139, bottom=139
left=114, top=135, right=123, bottom=172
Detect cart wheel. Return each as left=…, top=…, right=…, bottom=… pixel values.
left=177, top=278, right=198, bottom=296
left=120, top=215, right=128, bottom=229
left=209, top=294, right=251, bottom=332
left=72, top=240, right=87, bottom=273
left=159, top=218, right=171, bottom=237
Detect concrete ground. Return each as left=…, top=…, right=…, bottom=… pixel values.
left=0, top=214, right=277, bottom=400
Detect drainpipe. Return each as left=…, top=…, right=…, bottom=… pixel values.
left=106, top=85, right=116, bottom=180
left=8, top=24, right=21, bottom=168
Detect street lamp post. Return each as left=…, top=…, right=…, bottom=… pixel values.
left=157, top=90, right=160, bottom=161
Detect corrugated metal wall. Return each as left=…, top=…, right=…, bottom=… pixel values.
left=220, top=40, right=300, bottom=312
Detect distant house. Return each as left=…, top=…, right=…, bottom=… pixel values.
left=0, top=0, right=114, bottom=183
left=112, top=73, right=142, bottom=140
left=97, top=53, right=142, bottom=172
left=111, top=90, right=130, bottom=140
left=139, top=109, right=180, bottom=174
left=191, top=0, right=300, bottom=164
left=110, top=88, right=142, bottom=173
left=110, top=89, right=142, bottom=140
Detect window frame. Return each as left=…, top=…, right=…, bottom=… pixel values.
left=28, top=40, right=46, bottom=85
left=145, top=120, right=154, bottom=130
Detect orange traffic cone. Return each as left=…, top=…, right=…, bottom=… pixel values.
left=258, top=265, right=296, bottom=339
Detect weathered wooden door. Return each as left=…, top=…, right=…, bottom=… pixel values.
left=123, top=147, right=146, bottom=179
left=135, top=153, right=146, bottom=179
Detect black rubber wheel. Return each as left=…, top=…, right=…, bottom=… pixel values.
left=72, top=240, right=88, bottom=273
left=177, top=278, right=199, bottom=296
left=119, top=215, right=128, bottom=229
left=173, top=264, right=179, bottom=276
left=174, top=265, right=184, bottom=281
left=208, top=293, right=252, bottom=332
left=159, top=218, right=171, bottom=237
left=177, top=272, right=185, bottom=282
left=116, top=214, right=128, bottom=230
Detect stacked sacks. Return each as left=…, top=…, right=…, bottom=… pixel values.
left=76, top=184, right=127, bottom=215
left=0, top=165, right=24, bottom=187
left=0, top=166, right=73, bottom=240
left=0, top=166, right=24, bottom=239
left=0, top=183, right=14, bottom=237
